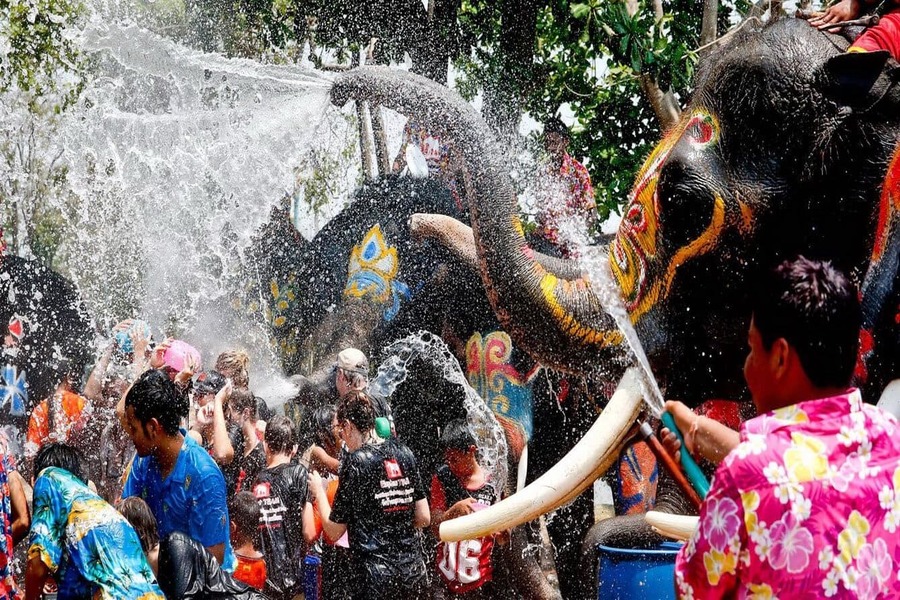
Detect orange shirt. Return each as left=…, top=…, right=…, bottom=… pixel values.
left=233, top=553, right=266, bottom=590
left=25, top=390, right=88, bottom=457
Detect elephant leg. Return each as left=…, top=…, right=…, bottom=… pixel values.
left=545, top=491, right=595, bottom=600
left=497, top=521, right=562, bottom=600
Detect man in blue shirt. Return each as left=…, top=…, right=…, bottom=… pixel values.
left=121, top=369, right=236, bottom=571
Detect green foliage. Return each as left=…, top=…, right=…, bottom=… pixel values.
left=518, top=0, right=749, bottom=218
left=0, top=0, right=85, bottom=110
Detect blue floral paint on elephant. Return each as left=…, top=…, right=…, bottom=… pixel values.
left=344, top=224, right=411, bottom=321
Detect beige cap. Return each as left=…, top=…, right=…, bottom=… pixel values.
left=337, top=348, right=369, bottom=375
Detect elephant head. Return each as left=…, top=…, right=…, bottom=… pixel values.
left=332, top=18, right=900, bottom=539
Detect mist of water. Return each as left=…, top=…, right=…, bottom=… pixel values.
left=370, top=331, right=509, bottom=498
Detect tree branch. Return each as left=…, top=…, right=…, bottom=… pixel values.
left=700, top=0, right=718, bottom=50
left=627, top=0, right=680, bottom=129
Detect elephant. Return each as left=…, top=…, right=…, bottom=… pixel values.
left=248, top=175, right=574, bottom=598
left=328, top=14, right=900, bottom=597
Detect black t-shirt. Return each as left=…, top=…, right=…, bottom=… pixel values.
left=330, top=438, right=427, bottom=590
left=236, top=441, right=265, bottom=494
left=252, top=463, right=309, bottom=597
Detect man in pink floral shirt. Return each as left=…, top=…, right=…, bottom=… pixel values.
left=534, top=118, right=596, bottom=257
left=675, top=256, right=900, bottom=599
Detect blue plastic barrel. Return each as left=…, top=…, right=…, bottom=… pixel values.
left=304, top=554, right=321, bottom=600
left=597, top=541, right=682, bottom=600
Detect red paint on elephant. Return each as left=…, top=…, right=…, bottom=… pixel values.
left=871, top=145, right=900, bottom=264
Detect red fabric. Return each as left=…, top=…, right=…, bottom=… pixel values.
left=430, top=474, right=447, bottom=512
left=233, top=554, right=266, bottom=590
left=851, top=10, right=900, bottom=59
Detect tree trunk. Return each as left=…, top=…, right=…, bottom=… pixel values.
left=483, top=0, right=540, bottom=136
left=700, top=0, right=718, bottom=54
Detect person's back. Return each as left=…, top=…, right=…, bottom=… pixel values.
left=675, top=257, right=900, bottom=598
left=28, top=444, right=164, bottom=600
left=252, top=415, right=308, bottom=600
left=333, top=437, right=426, bottom=587
left=684, top=391, right=900, bottom=597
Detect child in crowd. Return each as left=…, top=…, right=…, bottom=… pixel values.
left=229, top=491, right=266, bottom=591
left=119, top=495, right=266, bottom=600
left=253, top=415, right=312, bottom=600
left=430, top=419, right=501, bottom=599
left=230, top=388, right=265, bottom=493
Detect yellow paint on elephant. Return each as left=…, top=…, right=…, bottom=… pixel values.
left=738, top=200, right=755, bottom=235
left=344, top=224, right=400, bottom=304
left=537, top=271, right=624, bottom=348
left=610, top=108, right=727, bottom=325
left=663, top=195, right=727, bottom=297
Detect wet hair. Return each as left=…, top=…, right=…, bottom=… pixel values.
left=34, top=443, right=84, bottom=484
left=256, top=396, right=274, bottom=422
left=125, top=368, right=189, bottom=435
left=441, top=419, right=478, bottom=452
left=265, top=415, right=296, bottom=454
left=119, top=496, right=159, bottom=553
left=228, top=491, right=261, bottom=541
left=338, top=367, right=367, bottom=392
left=312, top=404, right=338, bottom=447
left=215, top=350, right=250, bottom=388
left=230, top=388, right=257, bottom=421
left=751, top=256, right=860, bottom=389
left=544, top=116, right=569, bottom=138
left=337, top=390, right=376, bottom=434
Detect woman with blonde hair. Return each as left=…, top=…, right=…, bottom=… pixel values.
left=215, top=349, right=250, bottom=389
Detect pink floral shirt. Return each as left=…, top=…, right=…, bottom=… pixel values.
left=536, top=153, right=596, bottom=256
left=675, top=389, right=900, bottom=599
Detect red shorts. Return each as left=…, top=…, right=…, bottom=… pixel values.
left=850, top=10, right=900, bottom=61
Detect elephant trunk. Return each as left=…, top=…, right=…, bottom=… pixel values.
left=439, top=368, right=644, bottom=541
left=332, top=67, right=626, bottom=374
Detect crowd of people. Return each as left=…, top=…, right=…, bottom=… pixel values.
left=0, top=312, right=507, bottom=600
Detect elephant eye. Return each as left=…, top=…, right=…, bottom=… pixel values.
left=685, top=114, right=717, bottom=148
left=656, top=159, right=715, bottom=251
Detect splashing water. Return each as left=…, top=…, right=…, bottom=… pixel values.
left=370, top=331, right=509, bottom=498
left=536, top=190, right=666, bottom=416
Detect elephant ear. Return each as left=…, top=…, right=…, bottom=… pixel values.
left=819, top=50, right=891, bottom=108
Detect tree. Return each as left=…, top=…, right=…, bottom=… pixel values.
left=0, top=0, right=85, bottom=261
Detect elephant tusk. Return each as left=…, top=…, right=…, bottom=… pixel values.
left=645, top=511, right=699, bottom=542
left=439, top=367, right=644, bottom=541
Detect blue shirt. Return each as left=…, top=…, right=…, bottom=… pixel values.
left=122, top=433, right=236, bottom=572
left=29, top=467, right=165, bottom=600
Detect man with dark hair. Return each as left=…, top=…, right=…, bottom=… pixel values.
left=673, top=257, right=900, bottom=598
left=430, top=419, right=500, bottom=599
left=121, top=369, right=236, bottom=572
left=252, top=415, right=310, bottom=600
left=532, top=116, right=596, bottom=257
left=27, top=443, right=164, bottom=599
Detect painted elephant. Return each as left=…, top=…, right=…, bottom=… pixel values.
left=249, top=175, right=575, bottom=598
left=329, top=14, right=900, bottom=594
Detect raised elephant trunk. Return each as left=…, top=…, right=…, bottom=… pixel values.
left=331, top=67, right=626, bottom=374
